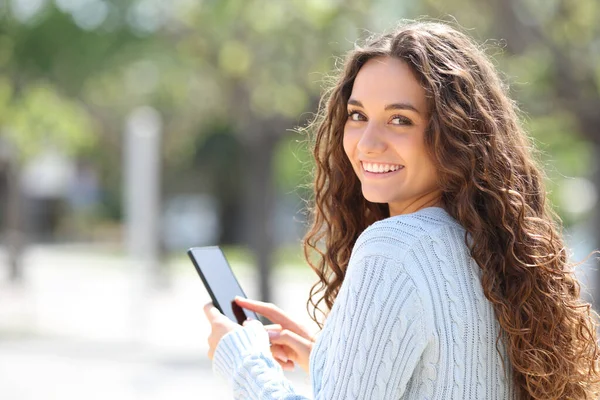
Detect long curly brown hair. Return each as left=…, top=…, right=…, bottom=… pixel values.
left=302, top=20, right=600, bottom=399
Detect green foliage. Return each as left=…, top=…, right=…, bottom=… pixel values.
left=417, top=0, right=600, bottom=225
left=1, top=4, right=147, bottom=96
left=0, top=3, right=152, bottom=164
left=526, top=114, right=590, bottom=178
left=1, top=81, right=96, bottom=161
left=1, top=0, right=597, bottom=231
left=523, top=114, right=592, bottom=224
left=273, top=134, right=313, bottom=195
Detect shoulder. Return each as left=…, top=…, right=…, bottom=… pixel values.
left=342, top=208, right=463, bottom=337
left=346, top=207, right=467, bottom=335
left=351, top=206, right=465, bottom=264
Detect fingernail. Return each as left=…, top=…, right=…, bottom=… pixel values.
left=268, top=330, right=280, bottom=339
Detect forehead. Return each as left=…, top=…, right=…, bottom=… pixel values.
left=350, top=56, right=426, bottom=112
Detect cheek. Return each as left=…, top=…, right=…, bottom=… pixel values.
left=404, top=137, right=438, bottom=183
left=418, top=153, right=440, bottom=186
left=342, top=130, right=362, bottom=176
left=424, top=161, right=439, bottom=184
left=342, top=129, right=354, bottom=159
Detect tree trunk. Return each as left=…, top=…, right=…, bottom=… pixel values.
left=244, top=132, right=278, bottom=303
left=5, top=159, right=25, bottom=282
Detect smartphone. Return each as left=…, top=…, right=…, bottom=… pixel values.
left=187, top=246, right=259, bottom=325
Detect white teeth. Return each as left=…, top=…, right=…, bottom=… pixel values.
left=362, top=162, right=402, bottom=173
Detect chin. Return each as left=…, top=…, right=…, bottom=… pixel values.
left=361, top=190, right=394, bottom=205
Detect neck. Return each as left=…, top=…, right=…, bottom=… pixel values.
left=388, top=192, right=444, bottom=217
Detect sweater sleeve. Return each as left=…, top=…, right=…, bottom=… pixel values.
left=212, top=252, right=430, bottom=400
left=212, top=320, right=305, bottom=399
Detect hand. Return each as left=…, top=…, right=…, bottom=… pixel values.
left=203, top=302, right=240, bottom=360
left=235, top=296, right=314, bottom=372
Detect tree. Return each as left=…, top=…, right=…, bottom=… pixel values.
left=165, top=1, right=372, bottom=302
left=0, top=0, right=372, bottom=298
left=418, top=0, right=600, bottom=304
left=0, top=2, right=149, bottom=281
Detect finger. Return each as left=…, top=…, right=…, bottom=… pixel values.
left=234, top=297, right=289, bottom=322
left=268, top=329, right=312, bottom=354
left=203, top=302, right=222, bottom=322
left=274, top=357, right=295, bottom=370
left=263, top=324, right=283, bottom=332
left=236, top=298, right=313, bottom=340
left=278, top=359, right=295, bottom=371
left=270, top=344, right=289, bottom=362
left=270, top=344, right=294, bottom=370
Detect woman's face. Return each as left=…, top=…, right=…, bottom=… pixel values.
left=343, top=56, right=441, bottom=216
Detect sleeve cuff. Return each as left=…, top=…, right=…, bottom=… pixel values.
left=212, top=320, right=273, bottom=383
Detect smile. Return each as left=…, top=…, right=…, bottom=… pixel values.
left=361, top=161, right=404, bottom=174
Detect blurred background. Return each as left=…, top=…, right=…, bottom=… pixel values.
left=0, top=0, right=599, bottom=399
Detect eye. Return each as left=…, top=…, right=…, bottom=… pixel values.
left=347, top=110, right=366, bottom=122
left=390, top=115, right=413, bottom=126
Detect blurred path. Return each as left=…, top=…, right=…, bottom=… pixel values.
left=0, top=245, right=315, bottom=399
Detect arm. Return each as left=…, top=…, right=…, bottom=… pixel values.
left=213, top=322, right=307, bottom=399
left=212, top=253, right=430, bottom=399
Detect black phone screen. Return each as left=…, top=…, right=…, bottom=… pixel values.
left=187, top=246, right=259, bottom=324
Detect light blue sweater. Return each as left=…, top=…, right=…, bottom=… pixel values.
left=212, top=207, right=517, bottom=399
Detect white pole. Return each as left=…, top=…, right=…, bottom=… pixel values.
left=123, top=106, right=162, bottom=341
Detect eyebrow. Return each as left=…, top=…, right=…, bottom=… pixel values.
left=347, top=99, right=421, bottom=114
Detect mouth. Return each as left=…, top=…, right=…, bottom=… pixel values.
left=361, top=161, right=404, bottom=176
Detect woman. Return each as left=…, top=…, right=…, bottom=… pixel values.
left=203, top=21, right=600, bottom=399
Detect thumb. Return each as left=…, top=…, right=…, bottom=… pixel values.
left=203, top=302, right=222, bottom=322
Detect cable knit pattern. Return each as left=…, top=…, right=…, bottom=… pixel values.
left=212, top=207, right=516, bottom=399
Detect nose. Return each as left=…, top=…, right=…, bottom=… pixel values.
left=356, top=123, right=387, bottom=154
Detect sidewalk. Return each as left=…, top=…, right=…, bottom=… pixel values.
left=0, top=245, right=316, bottom=399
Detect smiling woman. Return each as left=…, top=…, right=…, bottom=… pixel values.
left=343, top=57, right=442, bottom=216
left=202, top=20, right=600, bottom=400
